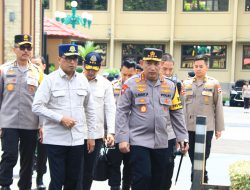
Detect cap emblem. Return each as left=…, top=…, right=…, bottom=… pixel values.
left=69, top=46, right=76, bottom=53
left=90, top=55, right=97, bottom=64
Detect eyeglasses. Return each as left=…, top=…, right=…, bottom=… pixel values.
left=16, top=45, right=33, bottom=51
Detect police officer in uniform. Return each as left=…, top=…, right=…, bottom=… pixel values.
left=32, top=44, right=96, bottom=190
left=116, top=48, right=189, bottom=190
left=108, top=59, right=136, bottom=190
left=182, top=54, right=225, bottom=183
left=112, top=59, right=137, bottom=102
left=160, top=53, right=182, bottom=190
left=0, top=34, right=43, bottom=190
left=31, top=56, right=47, bottom=190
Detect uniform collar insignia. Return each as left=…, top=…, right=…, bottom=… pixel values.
left=140, top=72, right=146, bottom=81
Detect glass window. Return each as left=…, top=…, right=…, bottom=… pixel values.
left=123, top=0, right=167, bottom=11
left=243, top=46, right=250, bottom=70
left=122, top=44, right=165, bottom=64
left=181, top=45, right=227, bottom=69
left=65, top=0, right=107, bottom=10
left=183, top=0, right=229, bottom=12
left=246, top=0, right=250, bottom=11
left=43, top=0, right=50, bottom=9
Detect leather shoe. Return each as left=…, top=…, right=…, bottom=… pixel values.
left=1, top=186, right=11, bottom=190
left=37, top=176, right=46, bottom=190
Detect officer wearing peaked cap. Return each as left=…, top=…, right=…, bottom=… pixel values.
left=0, top=34, right=43, bottom=190
left=115, top=48, right=189, bottom=190
left=81, top=51, right=116, bottom=190
left=32, top=44, right=96, bottom=190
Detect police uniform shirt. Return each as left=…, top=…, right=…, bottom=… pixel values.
left=83, top=74, right=116, bottom=139
left=165, top=75, right=183, bottom=141
left=183, top=75, right=225, bottom=132
left=0, top=61, right=41, bottom=130
left=32, top=67, right=96, bottom=146
left=115, top=73, right=188, bottom=149
left=112, top=78, right=123, bottom=103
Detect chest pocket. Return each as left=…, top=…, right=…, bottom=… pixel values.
left=5, top=76, right=17, bottom=92
left=92, top=89, right=104, bottom=107
left=201, top=90, right=213, bottom=105
left=159, top=97, right=172, bottom=116
left=185, top=90, right=193, bottom=104
left=52, top=90, right=67, bottom=106
left=135, top=97, right=149, bottom=105
left=76, top=89, right=87, bottom=107
left=160, top=97, right=172, bottom=106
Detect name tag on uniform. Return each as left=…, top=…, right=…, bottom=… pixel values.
left=202, top=91, right=212, bottom=97
left=27, top=77, right=38, bottom=87
left=6, top=77, right=17, bottom=83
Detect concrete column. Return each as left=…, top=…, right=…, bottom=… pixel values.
left=231, top=0, right=239, bottom=83
left=22, top=0, right=31, bottom=34
left=169, top=0, right=176, bottom=55
left=109, top=0, right=115, bottom=68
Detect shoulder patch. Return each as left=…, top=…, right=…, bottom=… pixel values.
left=216, top=84, right=222, bottom=94
left=121, top=84, right=129, bottom=95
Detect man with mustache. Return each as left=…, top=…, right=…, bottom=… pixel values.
left=0, top=34, right=43, bottom=190
left=116, top=48, right=189, bottom=190
left=32, top=44, right=96, bottom=190
left=81, top=51, right=116, bottom=190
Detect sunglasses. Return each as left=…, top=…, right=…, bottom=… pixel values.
left=16, top=45, right=33, bottom=51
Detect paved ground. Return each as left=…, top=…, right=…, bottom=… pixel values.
left=4, top=106, right=250, bottom=189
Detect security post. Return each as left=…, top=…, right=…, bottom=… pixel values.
left=191, top=116, right=230, bottom=190
left=191, top=116, right=207, bottom=190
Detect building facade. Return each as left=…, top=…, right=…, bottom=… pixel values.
left=0, top=0, right=42, bottom=63
left=44, top=0, right=250, bottom=91
left=1, top=0, right=250, bottom=94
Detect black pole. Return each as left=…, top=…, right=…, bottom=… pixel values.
left=175, top=153, right=184, bottom=185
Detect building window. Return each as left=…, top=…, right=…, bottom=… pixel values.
left=122, top=44, right=165, bottom=63
left=246, top=0, right=250, bottom=11
left=42, top=0, right=50, bottom=9
left=181, top=45, right=227, bottom=69
left=43, top=0, right=50, bottom=9
left=65, top=0, right=107, bottom=10
left=183, top=0, right=229, bottom=12
left=243, top=46, right=250, bottom=70
left=123, top=0, right=167, bottom=11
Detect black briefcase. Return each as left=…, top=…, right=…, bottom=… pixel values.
left=93, top=143, right=110, bottom=181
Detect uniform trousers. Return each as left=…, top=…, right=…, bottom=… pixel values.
left=81, top=138, right=103, bottom=190
left=107, top=143, right=131, bottom=189
left=0, top=128, right=37, bottom=190
left=243, top=97, right=250, bottom=109
left=46, top=144, right=84, bottom=190
left=188, top=131, right=214, bottom=182
left=36, top=141, right=47, bottom=178
left=130, top=145, right=169, bottom=190
left=163, top=138, right=176, bottom=190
